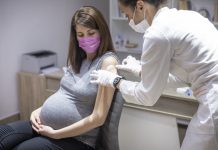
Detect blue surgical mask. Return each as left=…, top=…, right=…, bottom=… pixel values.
left=129, top=7, right=149, bottom=33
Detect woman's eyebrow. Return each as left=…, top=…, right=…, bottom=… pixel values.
left=87, top=29, right=96, bottom=32
left=76, top=31, right=83, bottom=34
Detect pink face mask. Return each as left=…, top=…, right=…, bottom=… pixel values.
left=78, top=36, right=101, bottom=53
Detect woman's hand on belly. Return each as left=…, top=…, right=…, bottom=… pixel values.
left=38, top=125, right=59, bottom=139
left=30, top=107, right=42, bottom=133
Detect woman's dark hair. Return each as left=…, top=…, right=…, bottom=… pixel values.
left=119, top=0, right=167, bottom=8
left=67, top=6, right=114, bottom=73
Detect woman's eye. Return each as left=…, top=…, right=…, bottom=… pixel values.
left=77, top=34, right=83, bottom=38
left=88, top=32, right=95, bottom=36
left=77, top=32, right=84, bottom=37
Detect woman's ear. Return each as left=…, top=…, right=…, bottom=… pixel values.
left=136, top=0, right=145, bottom=11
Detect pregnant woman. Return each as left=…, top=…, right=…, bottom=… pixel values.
left=0, top=6, right=118, bottom=150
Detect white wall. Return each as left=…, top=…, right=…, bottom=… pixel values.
left=0, top=0, right=109, bottom=119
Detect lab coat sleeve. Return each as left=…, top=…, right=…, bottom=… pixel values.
left=166, top=73, right=189, bottom=90
left=119, top=80, right=144, bottom=105
left=119, top=73, right=189, bottom=105
left=119, top=30, right=172, bottom=106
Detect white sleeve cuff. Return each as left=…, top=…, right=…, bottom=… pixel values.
left=118, top=80, right=142, bottom=105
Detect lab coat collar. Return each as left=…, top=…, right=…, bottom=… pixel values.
left=153, top=7, right=169, bottom=21
left=143, top=7, right=169, bottom=38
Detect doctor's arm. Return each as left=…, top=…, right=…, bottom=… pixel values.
left=38, top=57, right=118, bottom=139
left=118, top=31, right=173, bottom=106
left=165, top=73, right=189, bottom=90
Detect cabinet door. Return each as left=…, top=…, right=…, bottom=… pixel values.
left=118, top=107, right=180, bottom=150
left=18, top=72, right=46, bottom=120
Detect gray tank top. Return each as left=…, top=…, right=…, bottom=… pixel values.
left=40, top=52, right=119, bottom=148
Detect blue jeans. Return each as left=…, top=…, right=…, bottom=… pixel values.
left=0, top=121, right=94, bottom=150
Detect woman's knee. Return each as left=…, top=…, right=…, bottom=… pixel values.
left=0, top=124, right=16, bottom=150
left=0, top=121, right=35, bottom=150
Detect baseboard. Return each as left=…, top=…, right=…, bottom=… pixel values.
left=0, top=113, right=20, bottom=124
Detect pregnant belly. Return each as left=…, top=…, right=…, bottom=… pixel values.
left=40, top=92, right=85, bottom=130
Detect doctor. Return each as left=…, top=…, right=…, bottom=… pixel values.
left=90, top=0, right=218, bottom=149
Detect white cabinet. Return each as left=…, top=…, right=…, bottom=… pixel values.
left=109, top=0, right=173, bottom=59
left=109, top=0, right=145, bottom=60
left=118, top=107, right=180, bottom=150
left=109, top=0, right=174, bottom=60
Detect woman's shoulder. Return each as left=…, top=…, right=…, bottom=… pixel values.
left=96, top=51, right=120, bottom=69
left=100, top=51, right=119, bottom=61
left=101, top=55, right=119, bottom=68
left=101, top=51, right=117, bottom=57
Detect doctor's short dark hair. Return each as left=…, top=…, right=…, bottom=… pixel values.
left=67, top=6, right=114, bottom=73
left=119, top=0, right=167, bottom=8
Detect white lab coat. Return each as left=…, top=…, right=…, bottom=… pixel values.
left=119, top=7, right=218, bottom=149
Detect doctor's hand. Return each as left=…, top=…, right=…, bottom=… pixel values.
left=90, top=69, right=121, bottom=88
left=116, top=55, right=141, bottom=77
